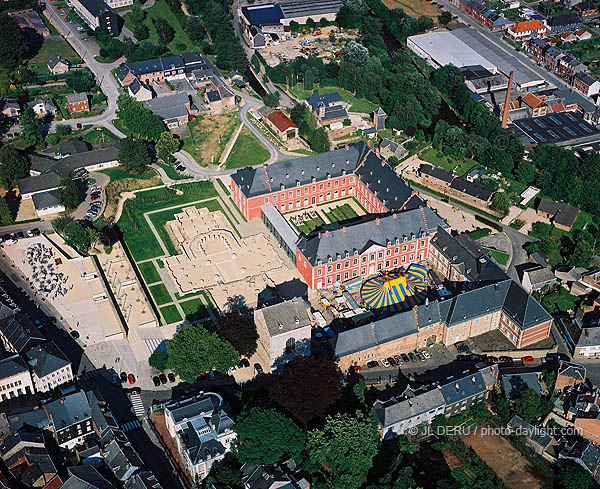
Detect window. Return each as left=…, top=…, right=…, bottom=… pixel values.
left=327, top=182, right=331, bottom=189
left=345, top=261, right=349, bottom=268
left=327, top=265, right=332, bottom=272
left=334, top=180, right=339, bottom=187
left=344, top=272, right=349, bottom=279
left=342, top=178, right=346, bottom=185
left=304, top=187, right=308, bottom=194
left=273, top=195, right=277, bottom=202
left=319, top=183, right=324, bottom=190
left=286, top=337, right=296, bottom=354
left=288, top=191, right=293, bottom=199
left=317, top=268, right=322, bottom=276
left=361, top=267, right=366, bottom=274
left=362, top=256, right=367, bottom=263
left=378, top=252, right=383, bottom=259
left=264, top=197, right=269, bottom=204
left=353, top=258, right=358, bottom=265
left=296, top=189, right=301, bottom=196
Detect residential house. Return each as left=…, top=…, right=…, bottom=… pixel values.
left=559, top=441, right=600, bottom=484
left=573, top=72, right=600, bottom=97
left=555, top=361, right=586, bottom=391
left=58, top=140, right=89, bottom=157
left=544, top=46, right=565, bottom=71
left=143, top=93, right=189, bottom=129
left=7, top=9, right=50, bottom=38
left=46, top=55, right=69, bottom=75
left=576, top=28, right=593, bottom=40
left=164, top=392, right=236, bottom=482
left=25, top=342, right=73, bottom=393
left=2, top=433, right=58, bottom=489
left=0, top=428, right=45, bottom=461
left=555, top=266, right=591, bottom=295
left=124, top=472, right=163, bottom=489
left=101, top=431, right=144, bottom=482
left=241, top=461, right=310, bottom=489
left=43, top=390, right=95, bottom=450
left=254, top=298, right=312, bottom=372
left=521, top=92, right=548, bottom=117
left=65, top=93, right=89, bottom=114
left=545, top=13, right=583, bottom=34
left=441, top=365, right=499, bottom=416
left=451, top=0, right=513, bottom=31
left=527, top=38, right=550, bottom=60
left=536, top=198, right=580, bottom=230
left=27, top=97, right=58, bottom=117
left=61, top=466, right=116, bottom=489
left=560, top=31, right=577, bottom=42
left=379, top=138, right=407, bottom=160
left=0, top=98, right=21, bottom=118
left=0, top=355, right=34, bottom=402
left=31, top=191, right=65, bottom=217
left=127, top=78, right=153, bottom=102
left=204, top=79, right=236, bottom=115
left=0, top=307, right=46, bottom=354
left=502, top=372, right=543, bottom=399
left=521, top=265, right=556, bottom=293
left=264, top=110, right=298, bottom=144
left=69, top=0, right=121, bottom=36
left=506, top=19, right=547, bottom=40
left=507, top=415, right=559, bottom=460
left=574, top=1, right=597, bottom=17
left=466, top=167, right=486, bottom=182
left=306, top=92, right=348, bottom=128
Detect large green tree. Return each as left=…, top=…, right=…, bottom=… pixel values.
left=67, top=71, right=94, bottom=93
left=269, top=356, right=343, bottom=425
left=235, top=407, right=306, bottom=465
left=116, top=94, right=165, bottom=141
left=309, top=128, right=330, bottom=154
left=0, top=13, right=28, bottom=69
left=58, top=178, right=81, bottom=210
left=185, top=16, right=205, bottom=42
left=514, top=389, right=553, bottom=424
left=20, top=107, right=43, bottom=147
left=0, top=146, right=29, bottom=187
left=490, top=192, right=511, bottom=214
left=63, top=221, right=92, bottom=255
left=155, top=131, right=180, bottom=163
left=154, top=18, right=175, bottom=45
left=166, top=324, right=239, bottom=382
left=558, top=461, right=593, bottom=489
left=119, top=137, right=151, bottom=174
left=307, top=411, right=380, bottom=489
left=0, top=197, right=12, bottom=226
left=217, top=311, right=258, bottom=358
left=148, top=350, right=168, bottom=371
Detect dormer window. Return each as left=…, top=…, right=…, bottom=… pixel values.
left=354, top=250, right=358, bottom=256
left=395, top=238, right=400, bottom=245
left=328, top=256, right=332, bottom=263
left=345, top=251, right=349, bottom=258
left=404, top=236, right=408, bottom=242
left=301, top=169, right=305, bottom=175
left=280, top=184, right=285, bottom=190
left=317, top=259, right=322, bottom=265
left=312, top=176, right=316, bottom=182
left=296, top=180, right=300, bottom=187
left=342, top=169, right=346, bottom=175
left=316, top=166, right=320, bottom=171
left=285, top=173, right=289, bottom=178
left=336, top=254, right=341, bottom=260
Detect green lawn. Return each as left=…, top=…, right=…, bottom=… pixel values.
left=117, top=181, right=218, bottom=261
left=160, top=304, right=182, bottom=324
left=483, top=247, right=509, bottom=266
left=225, top=126, right=270, bottom=169
left=100, top=167, right=156, bottom=183
left=124, top=0, right=196, bottom=53
left=420, top=148, right=478, bottom=177
left=138, top=261, right=161, bottom=284
left=286, top=84, right=378, bottom=114
left=295, top=214, right=326, bottom=234
left=535, top=287, right=581, bottom=314
left=80, top=127, right=119, bottom=148
left=40, top=12, right=60, bottom=35
left=155, top=161, right=193, bottom=181
left=149, top=283, right=172, bottom=305
left=324, top=203, right=359, bottom=223
left=181, top=297, right=210, bottom=322
left=182, top=114, right=240, bottom=166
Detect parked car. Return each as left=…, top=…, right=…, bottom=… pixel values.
left=486, top=356, right=498, bottom=364
left=393, top=355, right=403, bottom=366
left=418, top=352, right=427, bottom=361
left=254, top=363, right=264, bottom=374
left=15, top=231, right=25, bottom=239
left=380, top=358, right=391, bottom=368
left=91, top=194, right=101, bottom=201
left=366, top=360, right=379, bottom=368
left=152, top=376, right=161, bottom=387
left=499, top=356, right=513, bottom=364
left=350, top=365, right=362, bottom=373
left=387, top=357, right=397, bottom=367
left=120, top=372, right=127, bottom=383
left=168, top=373, right=176, bottom=383
left=469, top=354, right=485, bottom=362
left=128, top=373, right=135, bottom=384
left=237, top=358, right=250, bottom=368
left=456, top=342, right=470, bottom=354
left=422, top=350, right=431, bottom=359
left=70, top=330, right=80, bottom=339
left=522, top=356, right=534, bottom=364
left=26, top=229, right=34, bottom=237
left=408, top=352, right=417, bottom=362
left=159, top=374, right=167, bottom=384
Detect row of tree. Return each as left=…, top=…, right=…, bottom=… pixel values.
left=116, top=93, right=165, bottom=141
left=290, top=104, right=330, bottom=153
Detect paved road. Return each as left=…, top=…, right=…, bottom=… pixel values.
left=43, top=4, right=125, bottom=136
left=436, top=0, right=570, bottom=92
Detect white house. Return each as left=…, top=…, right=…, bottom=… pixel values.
left=25, top=342, right=73, bottom=393
left=0, top=355, right=34, bottom=403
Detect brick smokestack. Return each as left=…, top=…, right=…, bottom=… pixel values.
left=501, top=71, right=514, bottom=129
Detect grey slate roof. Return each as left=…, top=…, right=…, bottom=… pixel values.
left=18, top=173, right=61, bottom=196
left=58, top=140, right=89, bottom=156
left=321, top=104, right=348, bottom=122
left=374, top=388, right=444, bottom=429
left=47, top=54, right=68, bottom=70
left=440, top=370, right=487, bottom=405
left=306, top=92, right=342, bottom=111
left=258, top=298, right=311, bottom=337
left=575, top=71, right=598, bottom=87
left=415, top=300, right=441, bottom=329
left=297, top=207, right=446, bottom=266
left=103, top=435, right=143, bottom=481
left=8, top=409, right=51, bottom=433
left=260, top=204, right=298, bottom=251
left=125, top=472, right=163, bottom=489
left=206, top=90, right=221, bottom=103
left=165, top=393, right=222, bottom=425
left=44, top=390, right=91, bottom=430
left=0, top=311, right=46, bottom=352
left=334, top=310, right=418, bottom=357
left=524, top=266, right=555, bottom=286
left=30, top=154, right=58, bottom=174
left=501, top=372, right=542, bottom=399
left=32, top=190, right=61, bottom=211
left=508, top=415, right=554, bottom=449
left=142, top=93, right=188, bottom=122
left=0, top=428, right=44, bottom=460
left=537, top=198, right=579, bottom=228
left=449, top=177, right=495, bottom=201
left=0, top=354, right=28, bottom=381
left=62, top=466, right=116, bottom=489
left=66, top=92, right=88, bottom=104
left=547, top=13, right=581, bottom=26
left=25, top=341, right=70, bottom=379
left=420, top=163, right=455, bottom=183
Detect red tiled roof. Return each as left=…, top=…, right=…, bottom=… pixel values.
left=510, top=19, right=546, bottom=33
left=522, top=92, right=545, bottom=109
left=266, top=110, right=298, bottom=132
left=43, top=476, right=63, bottom=489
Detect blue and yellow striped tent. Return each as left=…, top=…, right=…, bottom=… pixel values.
left=360, top=264, right=429, bottom=313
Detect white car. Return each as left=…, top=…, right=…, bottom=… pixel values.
left=380, top=358, right=391, bottom=368
left=422, top=351, right=431, bottom=359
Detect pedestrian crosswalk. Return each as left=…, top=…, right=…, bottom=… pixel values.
left=120, top=420, right=141, bottom=432
left=129, top=393, right=145, bottom=418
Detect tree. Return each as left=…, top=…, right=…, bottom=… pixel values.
left=439, top=10, right=452, bottom=24
left=55, top=125, right=72, bottom=138
left=218, top=311, right=258, bottom=358
left=67, top=71, right=94, bottom=93
left=490, top=192, right=511, bottom=214
left=0, top=146, right=29, bottom=187
left=345, top=41, right=369, bottom=65
left=304, top=68, right=314, bottom=91
left=309, top=128, right=330, bottom=153
left=0, top=197, right=12, bottom=226
left=166, top=323, right=239, bottom=383
left=63, top=221, right=92, bottom=255
left=514, top=389, right=553, bottom=423
left=0, top=13, right=28, bottom=69
left=20, top=107, right=43, bottom=147
left=515, top=161, right=536, bottom=186
left=495, top=397, right=512, bottom=423
left=235, top=408, right=306, bottom=465
left=269, top=356, right=343, bottom=425
left=148, top=350, right=169, bottom=371
left=467, top=401, right=490, bottom=421
left=568, top=239, right=593, bottom=268
left=119, top=137, right=151, bottom=174
left=387, top=156, right=400, bottom=167
left=307, top=411, right=379, bottom=489
left=128, top=5, right=146, bottom=25
left=558, top=461, right=593, bottom=489
left=264, top=92, right=280, bottom=108
left=154, top=18, right=175, bottom=45
left=364, top=454, right=416, bottom=489
left=117, top=94, right=165, bottom=140
left=541, top=370, right=557, bottom=392
left=58, top=178, right=81, bottom=210
left=156, top=131, right=180, bottom=163
left=186, top=16, right=205, bottom=42
left=133, top=23, right=150, bottom=41
left=51, top=216, right=70, bottom=234
left=209, top=461, right=243, bottom=489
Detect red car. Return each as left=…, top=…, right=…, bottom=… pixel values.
left=128, top=373, right=135, bottom=384
left=91, top=194, right=100, bottom=201
left=522, top=356, right=534, bottom=364
left=350, top=365, right=362, bottom=373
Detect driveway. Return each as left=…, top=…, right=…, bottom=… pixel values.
left=71, top=171, right=110, bottom=221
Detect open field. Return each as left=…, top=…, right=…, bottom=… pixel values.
left=286, top=84, right=378, bottom=114
left=123, top=0, right=196, bottom=52
left=226, top=126, right=270, bottom=169
left=420, top=148, right=478, bottom=177
left=183, top=114, right=240, bottom=166
left=463, top=431, right=552, bottom=489
left=383, top=0, right=443, bottom=18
